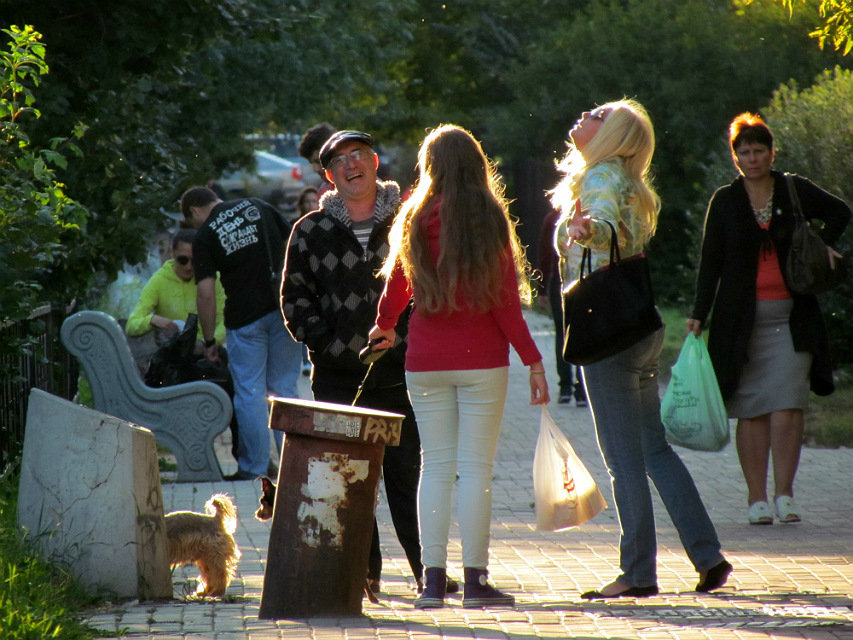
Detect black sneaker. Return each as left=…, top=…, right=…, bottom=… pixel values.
left=224, top=469, right=255, bottom=481
left=558, top=388, right=572, bottom=404
left=575, top=397, right=588, bottom=408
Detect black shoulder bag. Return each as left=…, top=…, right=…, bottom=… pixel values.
left=784, top=174, right=846, bottom=295
left=256, top=200, right=285, bottom=301
left=562, top=221, right=662, bottom=365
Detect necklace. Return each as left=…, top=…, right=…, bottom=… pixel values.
left=751, top=184, right=774, bottom=224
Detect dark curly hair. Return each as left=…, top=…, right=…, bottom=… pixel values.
left=298, top=123, right=337, bottom=160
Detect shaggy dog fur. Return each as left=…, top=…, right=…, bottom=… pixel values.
left=165, top=493, right=241, bottom=597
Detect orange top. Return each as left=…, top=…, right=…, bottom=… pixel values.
left=755, top=221, right=790, bottom=300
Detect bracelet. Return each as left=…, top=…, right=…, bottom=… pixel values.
left=529, top=370, right=546, bottom=375
left=204, top=337, right=216, bottom=348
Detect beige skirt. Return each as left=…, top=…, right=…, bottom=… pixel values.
left=726, top=298, right=811, bottom=419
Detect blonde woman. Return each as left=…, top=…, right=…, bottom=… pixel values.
left=369, top=125, right=549, bottom=609
left=552, top=100, right=731, bottom=598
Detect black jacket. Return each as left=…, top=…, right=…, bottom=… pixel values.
left=281, top=181, right=409, bottom=391
left=691, top=171, right=850, bottom=399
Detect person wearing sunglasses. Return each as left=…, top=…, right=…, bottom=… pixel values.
left=126, top=228, right=225, bottom=346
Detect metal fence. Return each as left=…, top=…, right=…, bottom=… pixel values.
left=1, top=305, right=78, bottom=464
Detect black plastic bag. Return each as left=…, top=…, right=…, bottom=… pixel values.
left=144, top=314, right=200, bottom=387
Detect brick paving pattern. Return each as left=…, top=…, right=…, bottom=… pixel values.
left=83, top=311, right=853, bottom=639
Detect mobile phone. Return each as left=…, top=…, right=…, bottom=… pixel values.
left=358, top=338, right=389, bottom=365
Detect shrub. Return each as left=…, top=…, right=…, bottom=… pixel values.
left=0, top=26, right=88, bottom=367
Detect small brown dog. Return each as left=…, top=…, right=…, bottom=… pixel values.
left=165, top=493, right=241, bottom=597
left=255, top=476, right=276, bottom=521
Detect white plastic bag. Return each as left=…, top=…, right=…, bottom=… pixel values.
left=533, top=406, right=607, bottom=531
left=661, top=333, right=730, bottom=452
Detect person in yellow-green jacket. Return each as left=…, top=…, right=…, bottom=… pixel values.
left=126, top=228, right=226, bottom=347
left=127, top=227, right=238, bottom=463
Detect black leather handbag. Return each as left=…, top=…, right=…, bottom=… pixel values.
left=784, top=174, right=846, bottom=295
left=562, top=221, right=662, bottom=365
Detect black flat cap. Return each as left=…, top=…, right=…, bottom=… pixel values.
left=319, top=130, right=374, bottom=169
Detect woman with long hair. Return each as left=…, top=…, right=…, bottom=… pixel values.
left=688, top=113, right=850, bottom=525
left=369, top=125, right=549, bottom=609
left=552, top=100, right=731, bottom=599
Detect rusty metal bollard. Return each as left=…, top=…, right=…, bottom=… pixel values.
left=259, top=397, right=403, bottom=618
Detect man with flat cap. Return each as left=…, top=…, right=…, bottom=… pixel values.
left=282, top=131, right=456, bottom=596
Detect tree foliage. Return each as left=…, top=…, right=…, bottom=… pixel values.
left=2, top=0, right=851, bottom=353
left=765, top=67, right=853, bottom=204
left=0, top=0, right=415, bottom=306
left=0, top=26, right=87, bottom=326
left=477, top=0, right=849, bottom=303
left=760, top=0, right=853, bottom=54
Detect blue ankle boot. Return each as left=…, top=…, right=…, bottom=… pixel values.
left=415, top=567, right=447, bottom=609
left=463, top=567, right=515, bottom=608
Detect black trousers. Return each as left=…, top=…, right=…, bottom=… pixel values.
left=311, top=377, right=423, bottom=582
left=548, top=276, right=585, bottom=400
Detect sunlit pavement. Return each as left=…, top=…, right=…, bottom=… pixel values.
left=83, top=311, right=853, bottom=639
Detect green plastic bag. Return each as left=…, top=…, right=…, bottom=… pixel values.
left=661, top=334, right=730, bottom=451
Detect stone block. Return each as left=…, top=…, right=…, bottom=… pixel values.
left=16, top=388, right=171, bottom=599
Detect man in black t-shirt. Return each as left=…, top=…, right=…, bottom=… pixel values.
left=181, top=187, right=302, bottom=480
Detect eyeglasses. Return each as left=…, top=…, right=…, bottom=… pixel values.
left=175, top=255, right=193, bottom=266
left=327, top=148, right=369, bottom=170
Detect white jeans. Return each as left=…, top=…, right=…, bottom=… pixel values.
left=406, top=367, right=509, bottom=568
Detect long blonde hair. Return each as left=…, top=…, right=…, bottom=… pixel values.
left=382, top=124, right=532, bottom=314
left=550, top=99, right=660, bottom=244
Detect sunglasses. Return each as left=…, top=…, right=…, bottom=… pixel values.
left=175, top=255, right=193, bottom=265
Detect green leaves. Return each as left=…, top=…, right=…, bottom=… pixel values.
left=0, top=26, right=87, bottom=328
left=0, top=26, right=47, bottom=125
left=767, top=0, right=853, bottom=55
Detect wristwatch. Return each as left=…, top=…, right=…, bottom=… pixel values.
left=204, top=337, right=216, bottom=348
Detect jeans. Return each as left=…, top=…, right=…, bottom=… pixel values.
left=582, top=327, right=724, bottom=586
left=226, top=310, right=302, bottom=477
left=406, top=367, right=509, bottom=569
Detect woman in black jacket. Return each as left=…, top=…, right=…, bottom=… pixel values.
left=688, top=113, right=850, bottom=525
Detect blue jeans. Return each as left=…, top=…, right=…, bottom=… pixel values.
left=582, top=327, right=723, bottom=586
left=406, top=367, right=509, bottom=569
left=226, top=310, right=302, bottom=477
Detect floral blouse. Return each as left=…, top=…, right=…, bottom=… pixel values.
left=555, top=158, right=648, bottom=292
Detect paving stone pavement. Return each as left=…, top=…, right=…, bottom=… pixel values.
left=82, top=311, right=853, bottom=639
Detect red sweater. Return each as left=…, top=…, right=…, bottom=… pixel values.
left=376, top=209, right=542, bottom=372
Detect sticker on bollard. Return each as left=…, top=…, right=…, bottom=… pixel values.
left=260, top=398, right=403, bottom=619
left=267, top=397, right=402, bottom=445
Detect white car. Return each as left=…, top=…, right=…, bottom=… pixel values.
left=248, top=133, right=324, bottom=188
left=217, top=150, right=306, bottom=210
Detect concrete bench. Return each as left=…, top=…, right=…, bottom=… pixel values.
left=61, top=310, right=231, bottom=482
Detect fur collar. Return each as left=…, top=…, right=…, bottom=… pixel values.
left=319, top=180, right=401, bottom=226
